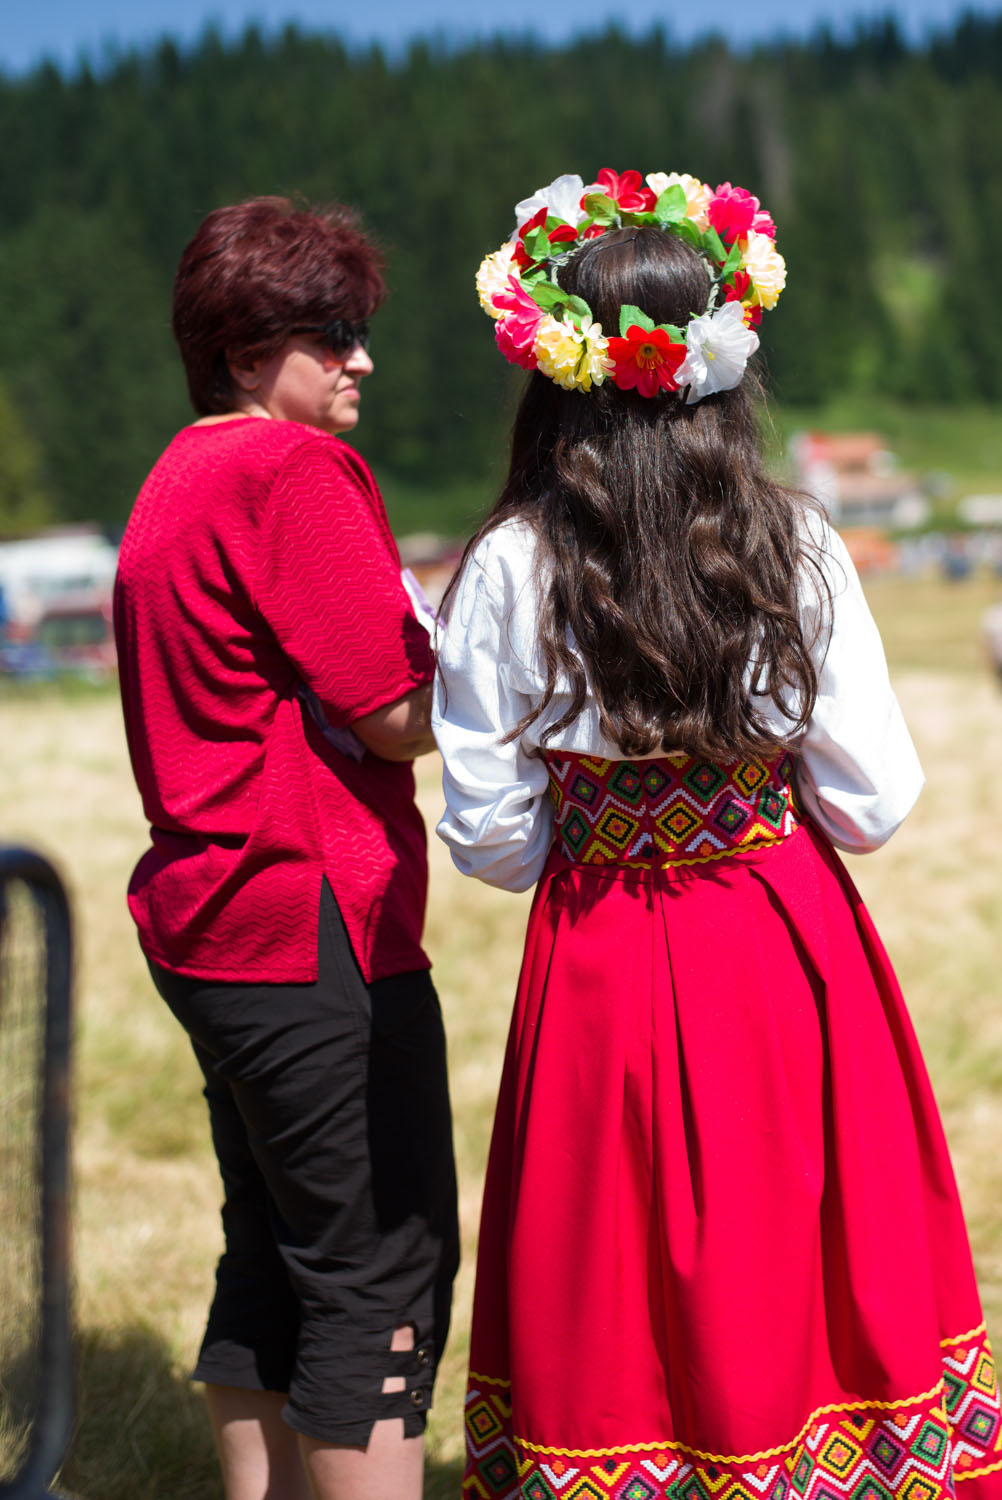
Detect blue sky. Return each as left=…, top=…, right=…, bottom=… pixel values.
left=4, top=0, right=1001, bottom=73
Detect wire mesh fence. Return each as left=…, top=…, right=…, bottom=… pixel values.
left=0, top=849, right=72, bottom=1499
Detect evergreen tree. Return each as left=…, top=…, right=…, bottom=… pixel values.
left=0, top=382, right=54, bottom=535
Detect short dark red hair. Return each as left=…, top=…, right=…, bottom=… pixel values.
left=172, top=196, right=386, bottom=414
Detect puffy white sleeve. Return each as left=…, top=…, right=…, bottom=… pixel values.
left=794, top=522, right=923, bottom=852
left=432, top=529, right=554, bottom=890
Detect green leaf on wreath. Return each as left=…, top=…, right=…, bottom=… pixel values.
left=655, top=185, right=688, bottom=223
left=582, top=192, right=617, bottom=223
left=702, top=227, right=727, bottom=262
left=523, top=226, right=552, bottom=262
left=529, top=281, right=570, bottom=310
left=721, top=241, right=744, bottom=277
left=619, top=303, right=655, bottom=334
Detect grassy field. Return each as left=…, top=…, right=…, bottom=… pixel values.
left=0, top=569, right=1001, bottom=1497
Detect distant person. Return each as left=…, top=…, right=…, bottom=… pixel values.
left=434, top=170, right=1002, bottom=1498
left=114, top=197, right=458, bottom=1500
left=942, top=534, right=973, bottom=581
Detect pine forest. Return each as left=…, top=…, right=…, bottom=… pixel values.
left=0, top=12, right=999, bottom=536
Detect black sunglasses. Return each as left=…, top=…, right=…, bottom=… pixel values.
left=290, top=318, right=370, bottom=358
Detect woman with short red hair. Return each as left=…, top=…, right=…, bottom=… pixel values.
left=114, top=197, right=459, bottom=1500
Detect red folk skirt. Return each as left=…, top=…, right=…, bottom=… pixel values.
left=463, top=752, right=1002, bottom=1500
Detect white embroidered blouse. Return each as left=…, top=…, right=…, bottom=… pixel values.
left=432, top=516, right=923, bottom=892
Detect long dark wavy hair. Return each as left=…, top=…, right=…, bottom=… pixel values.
left=448, top=224, right=830, bottom=762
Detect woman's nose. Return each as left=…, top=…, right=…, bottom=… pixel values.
left=345, top=343, right=374, bottom=376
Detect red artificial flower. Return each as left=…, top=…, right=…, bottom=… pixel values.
left=708, top=182, right=761, bottom=244
left=515, top=207, right=548, bottom=266
left=513, top=239, right=534, bottom=270
left=515, top=206, right=580, bottom=267
left=522, top=207, right=546, bottom=231
left=724, top=272, right=764, bottom=326
left=591, top=168, right=656, bottom=213
left=607, top=325, right=687, bottom=398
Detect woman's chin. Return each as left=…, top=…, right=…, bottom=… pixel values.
left=329, top=403, right=361, bottom=434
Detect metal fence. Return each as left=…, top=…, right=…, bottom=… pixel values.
left=0, top=848, right=73, bottom=1499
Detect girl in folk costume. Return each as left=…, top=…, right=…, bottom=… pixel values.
left=433, top=170, right=1002, bottom=1500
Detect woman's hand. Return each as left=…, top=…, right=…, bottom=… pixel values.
left=352, top=683, right=436, bottom=761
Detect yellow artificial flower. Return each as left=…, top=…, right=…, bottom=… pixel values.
left=743, top=230, right=787, bottom=310
left=476, top=243, right=517, bottom=319
left=534, top=314, right=613, bottom=392
left=646, top=171, right=711, bottom=230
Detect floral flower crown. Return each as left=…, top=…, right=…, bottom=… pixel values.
left=476, top=169, right=786, bottom=403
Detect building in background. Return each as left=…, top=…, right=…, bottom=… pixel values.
left=791, top=432, right=929, bottom=532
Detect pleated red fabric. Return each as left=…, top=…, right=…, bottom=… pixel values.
left=463, top=753, right=1002, bottom=1500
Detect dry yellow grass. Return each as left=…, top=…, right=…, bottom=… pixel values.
left=0, top=569, right=999, bottom=1497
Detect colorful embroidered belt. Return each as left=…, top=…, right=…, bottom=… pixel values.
left=545, top=749, right=799, bottom=869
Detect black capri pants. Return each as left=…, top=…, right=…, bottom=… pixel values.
left=148, top=880, right=460, bottom=1446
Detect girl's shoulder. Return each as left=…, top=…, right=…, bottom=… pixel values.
left=796, top=504, right=864, bottom=616
left=463, top=516, right=539, bottom=586
left=444, top=518, right=546, bottom=666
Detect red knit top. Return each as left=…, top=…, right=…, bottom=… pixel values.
left=114, top=418, right=434, bottom=984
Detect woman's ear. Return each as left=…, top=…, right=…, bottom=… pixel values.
left=226, top=352, right=263, bottom=394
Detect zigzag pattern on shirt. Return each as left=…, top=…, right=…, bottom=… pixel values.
left=116, top=419, right=432, bottom=983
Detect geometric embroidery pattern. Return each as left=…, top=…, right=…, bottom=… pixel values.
left=546, top=749, right=799, bottom=870
left=462, top=1325, right=1002, bottom=1500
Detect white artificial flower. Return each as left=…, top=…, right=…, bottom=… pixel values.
left=675, top=302, right=760, bottom=403
left=476, top=243, right=517, bottom=318
left=743, top=230, right=787, bottom=310
left=514, top=173, right=588, bottom=231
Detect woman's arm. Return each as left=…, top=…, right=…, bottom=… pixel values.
left=353, top=682, right=436, bottom=761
